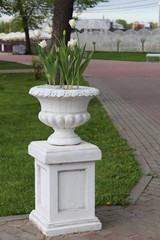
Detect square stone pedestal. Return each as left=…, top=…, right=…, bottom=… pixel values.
left=28, top=141, right=102, bottom=237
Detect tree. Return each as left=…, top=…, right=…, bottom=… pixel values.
left=74, top=0, right=108, bottom=11
left=0, top=0, right=107, bottom=54
left=51, top=0, right=107, bottom=84
left=0, top=0, right=51, bottom=54
left=51, top=0, right=108, bottom=45
left=149, top=22, right=158, bottom=29
left=116, top=19, right=132, bottom=30
left=51, top=0, right=74, bottom=46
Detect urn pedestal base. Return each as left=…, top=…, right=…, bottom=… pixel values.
left=30, top=210, right=101, bottom=237
left=47, top=129, right=82, bottom=145
left=28, top=141, right=102, bottom=237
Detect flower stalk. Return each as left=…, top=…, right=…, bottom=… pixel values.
left=35, top=19, right=93, bottom=88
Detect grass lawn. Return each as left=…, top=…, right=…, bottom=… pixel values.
left=91, top=51, right=147, bottom=62
left=0, top=73, right=141, bottom=216
left=0, top=61, right=33, bottom=70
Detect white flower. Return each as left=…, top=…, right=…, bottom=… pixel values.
left=73, top=39, right=77, bottom=46
left=45, top=26, right=53, bottom=34
left=38, top=40, right=47, bottom=48
left=33, top=30, right=41, bottom=38
left=69, top=19, right=76, bottom=28
left=68, top=38, right=77, bottom=49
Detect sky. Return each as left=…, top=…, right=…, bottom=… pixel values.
left=0, top=0, right=159, bottom=24
left=75, top=0, right=159, bottom=23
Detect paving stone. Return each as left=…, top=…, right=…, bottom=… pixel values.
left=0, top=223, right=5, bottom=227
left=136, top=156, right=151, bottom=175
left=8, top=219, right=28, bottom=227
left=16, top=231, right=43, bottom=240
left=128, top=176, right=152, bottom=203
left=86, top=233, right=110, bottom=240
left=20, top=222, right=42, bottom=235
left=97, top=229, right=112, bottom=237
left=68, top=235, right=89, bottom=240
left=86, top=75, right=160, bottom=238
left=0, top=231, right=20, bottom=240
left=2, top=225, right=21, bottom=235
left=46, top=237, right=65, bottom=240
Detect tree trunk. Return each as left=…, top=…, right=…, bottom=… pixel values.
left=51, top=0, right=74, bottom=46
left=24, top=26, right=32, bottom=55
left=17, top=0, right=32, bottom=54
left=51, top=0, right=74, bottom=84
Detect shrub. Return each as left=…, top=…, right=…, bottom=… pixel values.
left=32, top=58, right=44, bottom=80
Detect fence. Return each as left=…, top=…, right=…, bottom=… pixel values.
left=71, top=28, right=160, bottom=52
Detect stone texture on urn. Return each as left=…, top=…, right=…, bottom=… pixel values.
left=29, top=85, right=99, bottom=146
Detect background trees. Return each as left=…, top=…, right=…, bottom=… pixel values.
left=116, top=19, right=133, bottom=30
left=0, top=0, right=52, bottom=54
left=0, top=0, right=107, bottom=53
left=0, top=19, right=23, bottom=33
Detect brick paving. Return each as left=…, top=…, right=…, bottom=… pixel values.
left=0, top=52, right=36, bottom=65
left=1, top=57, right=160, bottom=239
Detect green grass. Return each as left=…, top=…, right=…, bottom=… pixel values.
left=0, top=73, right=141, bottom=216
left=91, top=51, right=147, bottom=62
left=0, top=61, right=33, bottom=70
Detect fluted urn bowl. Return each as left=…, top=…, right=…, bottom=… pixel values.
left=29, top=85, right=99, bottom=146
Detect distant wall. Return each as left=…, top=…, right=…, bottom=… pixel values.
left=71, top=29, right=160, bottom=52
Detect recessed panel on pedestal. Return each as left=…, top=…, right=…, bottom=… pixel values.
left=58, top=169, right=86, bottom=212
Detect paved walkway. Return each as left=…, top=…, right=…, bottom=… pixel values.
left=1, top=56, right=160, bottom=239
left=0, top=52, right=36, bottom=65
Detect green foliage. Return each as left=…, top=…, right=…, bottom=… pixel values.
left=0, top=61, right=33, bottom=70
left=0, top=0, right=52, bottom=53
left=0, top=21, right=8, bottom=33
left=38, top=25, right=93, bottom=88
left=0, top=73, right=141, bottom=215
left=0, top=0, right=50, bottom=29
left=149, top=22, right=158, bottom=29
left=0, top=19, right=23, bottom=33
left=10, top=17, right=23, bottom=32
left=116, top=19, right=133, bottom=29
left=74, top=0, right=108, bottom=12
left=38, top=45, right=59, bottom=85
left=58, top=35, right=93, bottom=88
left=32, top=58, right=44, bottom=80
left=0, top=0, right=108, bottom=27
left=91, top=51, right=147, bottom=62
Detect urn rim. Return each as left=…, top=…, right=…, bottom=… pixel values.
left=29, top=84, right=100, bottom=98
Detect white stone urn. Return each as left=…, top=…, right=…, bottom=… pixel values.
left=29, top=85, right=99, bottom=146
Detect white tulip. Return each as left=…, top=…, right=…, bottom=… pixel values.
left=38, top=40, right=47, bottom=48
left=69, top=19, right=76, bottom=28
left=68, top=38, right=77, bottom=49
left=33, top=30, right=41, bottom=38
left=68, top=40, right=73, bottom=48
left=45, top=26, right=53, bottom=34
left=73, top=39, right=77, bottom=46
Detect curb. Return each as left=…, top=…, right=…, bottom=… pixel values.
left=127, top=152, right=153, bottom=204
left=0, top=214, right=28, bottom=222
left=127, top=175, right=152, bottom=204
